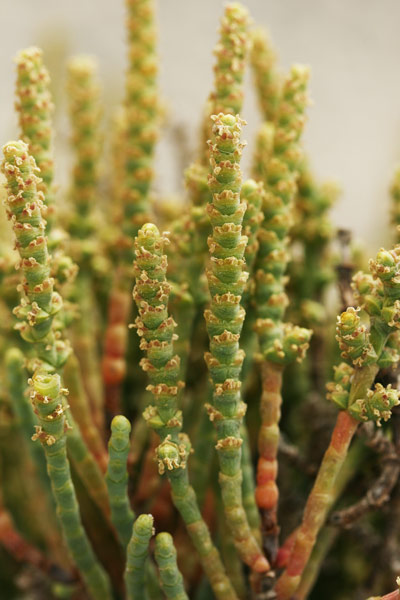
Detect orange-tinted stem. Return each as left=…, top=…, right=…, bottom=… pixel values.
left=276, top=527, right=299, bottom=569
left=255, top=360, right=283, bottom=562
left=275, top=411, right=359, bottom=599
left=102, top=280, right=131, bottom=416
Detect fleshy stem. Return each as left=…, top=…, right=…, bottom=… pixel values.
left=15, top=47, right=56, bottom=231
left=5, top=347, right=49, bottom=489
left=105, top=415, right=135, bottom=548
left=292, top=439, right=364, bottom=599
left=14, top=46, right=79, bottom=313
left=66, top=56, right=106, bottom=434
left=250, top=28, right=281, bottom=123
left=205, top=112, right=269, bottom=573
left=63, top=354, right=108, bottom=472
left=1, top=141, right=112, bottom=598
left=4, top=348, right=70, bottom=569
left=125, top=513, right=154, bottom=600
left=239, top=179, right=265, bottom=381
left=123, top=0, right=159, bottom=243
left=103, top=0, right=160, bottom=415
left=200, top=3, right=250, bottom=164
left=154, top=532, right=189, bottom=600
left=252, top=65, right=311, bottom=563
left=66, top=55, right=102, bottom=236
left=132, top=223, right=239, bottom=600
left=30, top=372, right=112, bottom=600
left=275, top=246, right=400, bottom=599
left=2, top=141, right=108, bottom=514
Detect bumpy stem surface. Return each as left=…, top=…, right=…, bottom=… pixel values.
left=106, top=415, right=135, bottom=548
left=132, top=223, right=238, bottom=599
left=31, top=372, right=112, bottom=600
left=205, top=113, right=269, bottom=573
left=125, top=513, right=154, bottom=600
left=154, top=532, right=189, bottom=600
left=253, top=65, right=311, bottom=562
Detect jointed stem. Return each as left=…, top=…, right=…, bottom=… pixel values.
left=256, top=361, right=283, bottom=562
left=275, top=411, right=359, bottom=599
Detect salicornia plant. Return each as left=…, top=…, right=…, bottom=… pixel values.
left=0, top=2, right=399, bottom=600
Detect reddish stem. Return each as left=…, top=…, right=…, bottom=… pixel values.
left=275, top=411, right=359, bottom=599
left=276, top=527, right=299, bottom=569
left=102, top=279, right=131, bottom=416
left=255, top=360, right=283, bottom=562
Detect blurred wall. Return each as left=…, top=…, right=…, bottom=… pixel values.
left=1, top=0, right=400, bottom=253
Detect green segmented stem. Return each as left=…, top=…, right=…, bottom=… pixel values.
left=200, top=3, right=250, bottom=161
left=205, top=113, right=269, bottom=574
left=210, top=3, right=249, bottom=117
left=132, top=223, right=238, bottom=600
left=276, top=245, right=400, bottom=599
left=67, top=55, right=102, bottom=236
left=252, top=65, right=312, bottom=561
left=4, top=347, right=48, bottom=487
left=122, top=0, right=159, bottom=245
left=2, top=141, right=62, bottom=360
left=252, top=121, right=275, bottom=183
left=132, top=223, right=184, bottom=444
left=2, top=139, right=111, bottom=525
left=14, top=47, right=79, bottom=292
left=250, top=28, right=281, bottom=122
left=240, top=424, right=261, bottom=540
left=66, top=56, right=106, bottom=431
left=30, top=372, right=112, bottom=600
left=253, top=65, right=311, bottom=363
left=242, top=179, right=265, bottom=275
left=106, top=415, right=135, bottom=548
left=291, top=163, right=337, bottom=312
left=168, top=163, right=210, bottom=305
left=125, top=513, right=154, bottom=600
left=102, top=0, right=160, bottom=414
left=154, top=532, right=189, bottom=600
left=15, top=47, right=55, bottom=230
left=1, top=368, right=70, bottom=569
left=239, top=179, right=266, bottom=380
left=63, top=354, right=108, bottom=473
left=3, top=345, right=68, bottom=564
left=170, top=3, right=250, bottom=302
left=70, top=274, right=105, bottom=436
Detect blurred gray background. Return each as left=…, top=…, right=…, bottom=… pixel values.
left=1, top=0, right=400, bottom=254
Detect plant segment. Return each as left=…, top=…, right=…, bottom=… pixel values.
left=1, top=141, right=112, bottom=600
left=30, top=372, right=112, bottom=600
left=15, top=47, right=56, bottom=231
left=66, top=55, right=106, bottom=436
left=105, top=415, right=135, bottom=548
left=125, top=513, right=154, bottom=600
left=169, top=2, right=250, bottom=304
left=206, top=3, right=249, bottom=138
left=154, top=532, right=189, bottom=600
left=204, top=112, right=269, bottom=574
left=132, top=223, right=238, bottom=600
left=250, top=28, right=281, bottom=123
left=252, top=65, right=311, bottom=562
left=275, top=247, right=400, bottom=599
left=66, top=55, right=102, bottom=238
left=103, top=0, right=160, bottom=414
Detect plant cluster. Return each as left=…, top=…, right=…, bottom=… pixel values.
left=1, top=2, right=400, bottom=600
